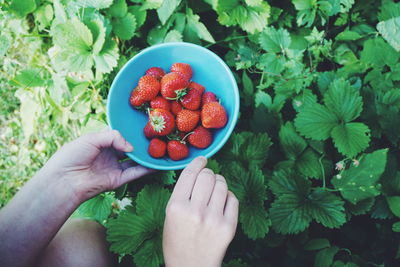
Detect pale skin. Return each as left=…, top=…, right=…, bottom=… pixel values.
left=0, top=129, right=239, bottom=267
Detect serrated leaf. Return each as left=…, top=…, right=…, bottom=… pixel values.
left=259, top=26, right=291, bottom=53
left=75, top=0, right=113, bottom=9
left=157, top=0, right=182, bottom=25
left=129, top=6, right=147, bottom=28
left=207, top=159, right=221, bottom=173
left=257, top=53, right=285, bottom=74
left=269, top=169, right=311, bottom=196
left=0, top=35, right=10, bottom=57
left=332, top=149, right=388, bottom=204
left=347, top=197, right=375, bottom=215
left=86, top=19, right=106, bottom=54
left=280, top=122, right=307, bottom=159
left=270, top=193, right=312, bottom=234
left=94, top=39, right=119, bottom=74
left=186, top=8, right=215, bottom=43
left=10, top=0, right=36, bottom=17
left=234, top=3, right=271, bottom=34
left=76, top=194, right=114, bottom=222
left=112, top=13, right=137, bottom=40
left=108, top=0, right=128, bottom=18
left=34, top=4, right=54, bottom=31
left=295, top=103, right=338, bottom=140
left=371, top=196, right=393, bottom=219
left=12, top=69, right=46, bottom=88
left=52, top=18, right=93, bottom=51
left=361, top=37, right=399, bottom=68
left=378, top=0, right=400, bottom=21
left=307, top=189, right=346, bottom=228
left=136, top=184, right=171, bottom=219
left=377, top=17, right=400, bottom=52
left=324, top=78, right=362, bottom=122
left=293, top=89, right=318, bottom=112
left=297, top=148, right=324, bottom=179
left=393, top=222, right=400, bottom=232
left=133, top=235, right=164, bottom=267
left=164, top=29, right=182, bottom=42
left=331, top=122, right=370, bottom=158
left=240, top=206, right=271, bottom=239
left=255, top=90, right=272, bottom=108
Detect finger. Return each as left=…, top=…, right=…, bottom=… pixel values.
left=208, top=175, right=228, bottom=213
left=224, top=191, right=239, bottom=225
left=119, top=165, right=155, bottom=186
left=80, top=129, right=133, bottom=152
left=190, top=168, right=216, bottom=207
left=171, top=156, right=207, bottom=201
left=120, top=160, right=136, bottom=170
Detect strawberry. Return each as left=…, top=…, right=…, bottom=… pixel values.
left=148, top=138, right=167, bottom=158
left=180, top=88, right=201, bottom=110
left=145, top=67, right=165, bottom=80
left=144, top=122, right=158, bottom=139
left=130, top=87, right=144, bottom=107
left=170, top=101, right=183, bottom=116
left=202, top=92, right=217, bottom=106
left=137, top=75, right=160, bottom=101
left=149, top=108, right=175, bottom=136
left=188, top=126, right=213, bottom=149
left=167, top=140, right=189, bottom=161
left=188, top=81, right=205, bottom=94
left=201, top=102, right=228, bottom=129
left=170, top=63, right=192, bottom=81
left=176, top=109, right=200, bottom=132
left=161, top=72, right=189, bottom=99
left=150, top=96, right=171, bottom=111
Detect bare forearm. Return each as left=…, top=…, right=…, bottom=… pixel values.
left=0, top=169, right=81, bottom=267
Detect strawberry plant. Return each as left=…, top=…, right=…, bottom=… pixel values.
left=2, top=0, right=400, bottom=266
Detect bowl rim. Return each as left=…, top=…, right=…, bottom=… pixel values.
left=107, top=42, right=240, bottom=170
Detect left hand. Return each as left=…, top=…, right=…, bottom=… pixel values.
left=40, top=129, right=154, bottom=202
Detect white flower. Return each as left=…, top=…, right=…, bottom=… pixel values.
left=335, top=161, right=344, bottom=171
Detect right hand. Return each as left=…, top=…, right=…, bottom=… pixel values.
left=163, top=157, right=239, bottom=267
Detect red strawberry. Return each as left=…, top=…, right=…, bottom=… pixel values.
left=149, top=108, right=175, bottom=136
left=188, top=81, right=205, bottom=94
left=170, top=63, right=192, bottom=81
left=167, top=140, right=189, bottom=161
left=161, top=72, right=189, bottom=99
left=150, top=96, right=171, bottom=111
left=130, top=88, right=145, bottom=107
left=145, top=67, right=165, bottom=80
left=137, top=75, right=160, bottom=101
left=180, top=89, right=201, bottom=110
left=148, top=138, right=167, bottom=158
left=170, top=101, right=183, bottom=116
left=188, top=126, right=212, bottom=149
left=176, top=109, right=200, bottom=132
left=201, top=102, right=227, bottom=129
left=144, top=122, right=158, bottom=139
left=202, top=92, right=217, bottom=106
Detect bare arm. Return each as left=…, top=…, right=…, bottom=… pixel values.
left=0, top=130, right=153, bottom=267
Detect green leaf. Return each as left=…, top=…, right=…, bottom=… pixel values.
left=240, top=206, right=271, bottom=240
left=378, top=0, right=400, bottom=21
left=255, top=90, right=272, bottom=109
left=332, top=149, right=388, bottom=204
left=164, top=29, right=183, bottom=42
left=129, top=6, right=147, bottom=28
left=295, top=103, right=338, bottom=140
left=52, top=18, right=93, bottom=51
left=157, top=0, right=182, bottom=25
left=186, top=8, right=215, bottom=43
left=269, top=169, right=311, bottom=196
left=393, top=221, right=400, bottom=232
left=108, top=0, right=128, bottom=18
left=324, top=78, right=362, bottom=122
left=292, top=0, right=317, bottom=27
left=361, top=37, right=399, bottom=68
left=234, top=3, right=271, bottom=34
left=331, top=123, right=370, bottom=158
left=94, top=39, right=119, bottom=74
left=15, top=89, right=41, bottom=141
left=304, top=238, right=331, bottom=251
left=142, top=0, right=164, bottom=9
left=86, top=19, right=106, bottom=54
left=34, top=4, right=54, bottom=31
left=314, top=246, right=339, bottom=267
left=75, top=0, right=113, bottom=9
left=307, top=189, right=346, bottom=228
left=76, top=194, right=114, bottom=222
left=207, top=159, right=221, bottom=173
left=9, top=0, right=36, bottom=17
left=12, top=69, right=46, bottom=87
left=279, top=122, right=307, bottom=159
left=242, top=71, right=254, bottom=106
left=297, top=148, right=324, bottom=179
left=136, top=184, right=171, bottom=219
left=259, top=26, right=291, bottom=53
left=336, top=30, right=362, bottom=41
left=257, top=53, right=285, bottom=74
left=112, top=13, right=137, bottom=40
left=133, top=235, right=163, bottom=267
left=346, top=197, right=375, bottom=215
left=0, top=35, right=10, bottom=57
left=386, top=196, right=400, bottom=217
left=270, top=193, right=312, bottom=234
left=377, top=17, right=400, bottom=52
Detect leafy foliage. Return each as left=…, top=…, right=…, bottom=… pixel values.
left=2, top=0, right=400, bottom=265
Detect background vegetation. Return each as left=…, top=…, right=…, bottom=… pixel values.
left=1, top=0, right=400, bottom=266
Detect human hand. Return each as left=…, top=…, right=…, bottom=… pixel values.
left=39, top=129, right=154, bottom=203
left=163, top=157, right=239, bottom=267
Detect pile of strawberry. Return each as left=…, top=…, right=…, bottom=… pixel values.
left=129, top=63, right=228, bottom=161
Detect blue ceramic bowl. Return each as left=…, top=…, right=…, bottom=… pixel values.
left=107, top=42, right=239, bottom=170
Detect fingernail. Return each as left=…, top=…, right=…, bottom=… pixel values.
left=126, top=142, right=134, bottom=152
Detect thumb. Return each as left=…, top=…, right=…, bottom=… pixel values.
left=80, top=129, right=133, bottom=152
